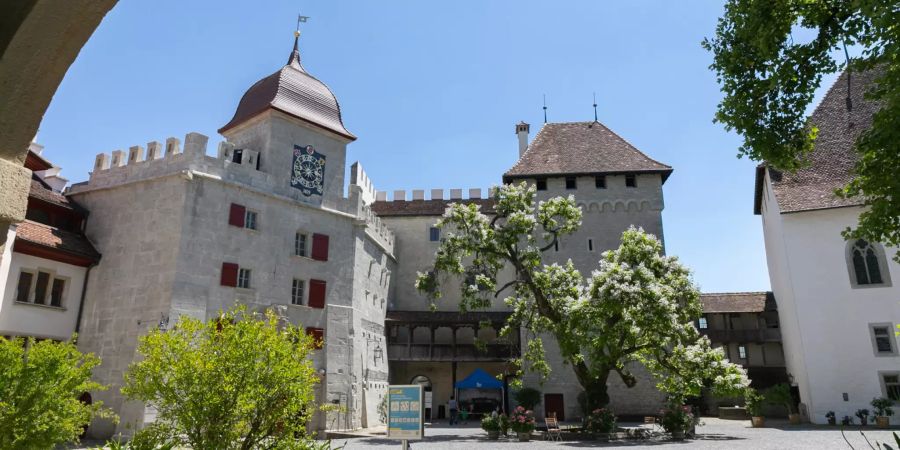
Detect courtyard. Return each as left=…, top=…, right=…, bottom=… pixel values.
left=334, top=419, right=900, bottom=449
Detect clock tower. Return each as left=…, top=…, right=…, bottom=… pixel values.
left=218, top=32, right=355, bottom=208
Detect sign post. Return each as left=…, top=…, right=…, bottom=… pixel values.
left=387, top=384, right=424, bottom=448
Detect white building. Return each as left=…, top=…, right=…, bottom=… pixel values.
left=755, top=69, right=900, bottom=424
left=0, top=143, right=99, bottom=342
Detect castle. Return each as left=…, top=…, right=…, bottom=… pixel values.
left=0, top=32, right=794, bottom=438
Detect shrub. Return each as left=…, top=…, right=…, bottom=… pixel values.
left=660, top=404, right=695, bottom=434
left=871, top=397, right=895, bottom=417
left=509, top=406, right=536, bottom=433
left=498, top=413, right=511, bottom=436
left=0, top=336, right=113, bottom=450
left=122, top=306, right=320, bottom=449
left=765, top=383, right=796, bottom=414
left=481, top=415, right=500, bottom=432
left=584, top=408, right=617, bottom=434
left=856, top=408, right=871, bottom=424
left=513, top=387, right=542, bottom=410
left=744, top=388, right=765, bottom=417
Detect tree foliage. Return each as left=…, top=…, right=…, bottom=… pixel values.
left=122, top=306, right=321, bottom=450
left=0, top=336, right=111, bottom=450
left=416, top=183, right=748, bottom=410
left=703, top=0, right=900, bottom=256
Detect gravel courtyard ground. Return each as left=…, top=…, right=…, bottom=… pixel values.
left=334, top=418, right=900, bottom=449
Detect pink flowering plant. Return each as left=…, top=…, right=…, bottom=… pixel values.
left=585, top=408, right=617, bottom=434
left=660, top=404, right=696, bottom=434
left=509, top=406, right=536, bottom=433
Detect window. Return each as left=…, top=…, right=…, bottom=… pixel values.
left=738, top=345, right=747, bottom=359
left=244, top=210, right=257, bottom=230
left=15, top=271, right=33, bottom=303
left=871, top=325, right=897, bottom=355
left=429, top=227, right=440, bottom=242
left=50, top=278, right=66, bottom=307
left=295, top=232, right=308, bottom=257
left=535, top=178, right=547, bottom=191
left=292, top=279, right=305, bottom=305
left=306, top=327, right=324, bottom=349
left=698, top=317, right=708, bottom=329
left=229, top=203, right=246, bottom=227
left=849, top=239, right=890, bottom=287
left=33, top=271, right=50, bottom=305
left=565, top=177, right=577, bottom=190
left=883, top=374, right=900, bottom=401
left=625, top=174, right=637, bottom=188
left=311, top=234, right=329, bottom=261
left=232, top=148, right=243, bottom=164
left=595, top=175, right=606, bottom=189
left=237, top=268, right=251, bottom=289
left=588, top=239, right=593, bottom=252
left=221, top=262, right=239, bottom=287
left=308, top=279, right=327, bottom=308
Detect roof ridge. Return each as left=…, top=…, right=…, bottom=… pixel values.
left=590, top=121, right=672, bottom=170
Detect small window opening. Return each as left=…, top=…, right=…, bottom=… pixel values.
left=625, top=174, right=637, bottom=188
left=536, top=178, right=547, bottom=191
left=565, top=177, right=577, bottom=190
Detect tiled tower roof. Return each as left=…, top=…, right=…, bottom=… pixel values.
left=219, top=37, right=355, bottom=140
left=503, top=121, right=672, bottom=183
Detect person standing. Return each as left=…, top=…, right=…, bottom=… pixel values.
left=448, top=396, right=458, bottom=425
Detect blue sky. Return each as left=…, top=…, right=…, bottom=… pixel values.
left=37, top=1, right=840, bottom=293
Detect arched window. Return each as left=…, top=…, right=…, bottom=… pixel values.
left=410, top=375, right=432, bottom=392
left=847, top=239, right=891, bottom=287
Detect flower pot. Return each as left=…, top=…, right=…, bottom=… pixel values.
left=827, top=417, right=836, bottom=425
left=860, top=417, right=869, bottom=427
left=487, top=430, right=500, bottom=440
left=671, top=430, right=685, bottom=441
left=788, top=413, right=801, bottom=425
left=751, top=416, right=765, bottom=428
left=517, top=432, right=531, bottom=442
left=876, top=416, right=890, bottom=428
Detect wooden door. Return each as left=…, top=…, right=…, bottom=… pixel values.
left=544, top=393, right=565, bottom=421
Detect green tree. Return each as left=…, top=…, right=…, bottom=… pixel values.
left=416, top=183, right=748, bottom=410
left=122, top=306, right=320, bottom=450
left=703, top=0, right=900, bottom=257
left=0, top=336, right=111, bottom=450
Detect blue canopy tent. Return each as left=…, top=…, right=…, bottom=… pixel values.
left=454, top=369, right=504, bottom=416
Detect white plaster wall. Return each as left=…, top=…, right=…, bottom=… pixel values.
left=762, top=171, right=900, bottom=423
left=0, top=251, right=85, bottom=340
left=780, top=206, right=900, bottom=423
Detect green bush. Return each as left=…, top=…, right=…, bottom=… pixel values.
left=871, top=397, right=895, bottom=417
left=765, top=383, right=796, bottom=414
left=744, top=388, right=765, bottom=417
left=0, top=336, right=112, bottom=450
left=513, top=387, right=542, bottom=410
left=122, top=306, right=321, bottom=449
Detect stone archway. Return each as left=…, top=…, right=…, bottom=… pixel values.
left=0, top=0, right=118, bottom=252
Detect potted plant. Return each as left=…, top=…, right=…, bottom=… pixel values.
left=825, top=411, right=836, bottom=425
left=871, top=397, right=894, bottom=428
left=481, top=414, right=501, bottom=440
left=499, top=413, right=511, bottom=437
left=509, top=406, right=536, bottom=441
left=856, top=408, right=870, bottom=426
left=766, top=383, right=800, bottom=424
left=585, top=408, right=617, bottom=441
left=745, top=388, right=766, bottom=428
left=660, top=404, right=695, bottom=440
left=842, top=415, right=853, bottom=426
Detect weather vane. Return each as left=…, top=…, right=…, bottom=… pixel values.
left=295, top=13, right=310, bottom=38
left=593, top=92, right=598, bottom=122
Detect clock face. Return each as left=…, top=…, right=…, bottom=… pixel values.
left=290, top=145, right=326, bottom=196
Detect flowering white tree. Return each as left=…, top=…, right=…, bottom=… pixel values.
left=416, top=183, right=748, bottom=410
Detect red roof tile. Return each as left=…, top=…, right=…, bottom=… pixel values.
left=700, top=292, right=775, bottom=314
left=14, top=220, right=100, bottom=262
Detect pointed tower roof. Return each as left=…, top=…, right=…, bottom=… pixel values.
left=503, top=121, right=672, bottom=183
left=219, top=36, right=355, bottom=141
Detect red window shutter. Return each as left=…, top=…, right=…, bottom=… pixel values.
left=221, top=262, right=238, bottom=287
left=311, top=233, right=329, bottom=261
left=228, top=204, right=245, bottom=227
left=305, top=327, right=324, bottom=349
left=308, top=279, right=326, bottom=308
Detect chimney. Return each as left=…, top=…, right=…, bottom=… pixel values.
left=516, top=121, right=530, bottom=157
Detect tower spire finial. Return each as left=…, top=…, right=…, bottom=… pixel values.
left=593, top=92, right=598, bottom=122
left=543, top=94, right=548, bottom=124
left=289, top=13, right=310, bottom=66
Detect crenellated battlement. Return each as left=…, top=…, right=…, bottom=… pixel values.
left=373, top=186, right=498, bottom=202
left=349, top=162, right=377, bottom=205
